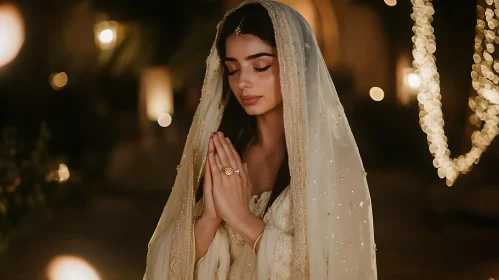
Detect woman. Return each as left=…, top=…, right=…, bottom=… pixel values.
left=144, top=1, right=377, bottom=279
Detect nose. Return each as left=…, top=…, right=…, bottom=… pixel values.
left=237, top=80, right=249, bottom=89
left=236, top=71, right=252, bottom=89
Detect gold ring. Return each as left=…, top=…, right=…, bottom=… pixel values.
left=220, top=166, right=239, bottom=176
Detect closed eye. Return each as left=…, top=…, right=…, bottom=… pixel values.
left=254, top=65, right=270, bottom=72
left=227, top=65, right=271, bottom=76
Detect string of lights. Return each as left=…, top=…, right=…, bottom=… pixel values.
left=411, top=0, right=499, bottom=186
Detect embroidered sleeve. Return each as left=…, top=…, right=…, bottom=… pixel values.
left=257, top=187, right=294, bottom=279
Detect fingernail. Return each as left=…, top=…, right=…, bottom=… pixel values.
left=226, top=137, right=230, bottom=143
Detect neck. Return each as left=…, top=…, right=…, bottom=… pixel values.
left=254, top=104, right=286, bottom=154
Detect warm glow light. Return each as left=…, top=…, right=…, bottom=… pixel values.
left=411, top=0, right=499, bottom=186
left=0, top=4, right=25, bottom=68
left=46, top=255, right=100, bottom=280
left=369, top=87, right=384, bottom=101
left=140, top=67, right=174, bottom=121
left=483, top=89, right=499, bottom=104
left=277, top=0, right=318, bottom=35
left=98, top=29, right=114, bottom=44
left=397, top=58, right=417, bottom=106
left=407, top=73, right=421, bottom=88
left=158, top=113, right=172, bottom=127
left=45, top=163, right=70, bottom=183
left=50, top=72, right=68, bottom=90
left=58, top=163, right=70, bottom=182
left=94, top=21, right=118, bottom=50
left=385, top=0, right=397, bottom=6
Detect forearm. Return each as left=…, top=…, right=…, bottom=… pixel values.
left=194, top=216, right=220, bottom=262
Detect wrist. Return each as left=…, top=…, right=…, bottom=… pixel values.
left=231, top=212, right=265, bottom=246
left=232, top=211, right=256, bottom=232
left=198, top=214, right=222, bottom=228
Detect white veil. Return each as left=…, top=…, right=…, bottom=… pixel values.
left=144, top=1, right=377, bottom=279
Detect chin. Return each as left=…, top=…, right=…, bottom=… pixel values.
left=240, top=101, right=282, bottom=116
left=242, top=106, right=267, bottom=116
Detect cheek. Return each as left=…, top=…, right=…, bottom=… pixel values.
left=264, top=68, right=281, bottom=104
left=264, top=78, right=280, bottom=103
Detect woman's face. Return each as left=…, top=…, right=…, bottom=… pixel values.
left=224, top=34, right=281, bottom=116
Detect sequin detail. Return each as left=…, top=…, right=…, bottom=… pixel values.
left=261, top=1, right=309, bottom=278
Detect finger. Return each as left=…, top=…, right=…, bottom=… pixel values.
left=204, top=138, right=214, bottom=192
left=215, top=153, right=232, bottom=187
left=212, top=132, right=231, bottom=168
left=208, top=143, right=223, bottom=190
left=217, top=134, right=239, bottom=170
left=214, top=149, right=222, bottom=170
left=225, top=137, right=245, bottom=176
left=224, top=137, right=246, bottom=187
left=203, top=148, right=214, bottom=206
left=216, top=135, right=243, bottom=186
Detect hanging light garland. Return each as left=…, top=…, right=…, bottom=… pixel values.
left=411, top=0, right=499, bottom=186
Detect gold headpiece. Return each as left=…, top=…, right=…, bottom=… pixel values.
left=234, top=17, right=245, bottom=37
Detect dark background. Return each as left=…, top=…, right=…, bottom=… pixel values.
left=0, top=0, right=498, bottom=279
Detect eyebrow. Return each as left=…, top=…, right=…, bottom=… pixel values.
left=223, top=52, right=276, bottom=62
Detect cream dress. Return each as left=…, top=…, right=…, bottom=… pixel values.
left=147, top=187, right=293, bottom=280
left=143, top=0, right=377, bottom=279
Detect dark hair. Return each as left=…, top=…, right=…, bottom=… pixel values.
left=217, top=4, right=277, bottom=59
left=196, top=4, right=289, bottom=214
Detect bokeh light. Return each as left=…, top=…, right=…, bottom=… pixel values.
left=98, top=29, right=114, bottom=44
left=407, top=73, right=421, bottom=89
left=46, top=255, right=100, bottom=280
left=140, top=67, right=174, bottom=122
left=411, top=0, right=499, bottom=185
left=158, top=113, right=172, bottom=127
left=384, top=0, right=397, bottom=7
left=369, top=87, right=385, bottom=101
left=94, top=21, right=118, bottom=50
left=50, top=72, right=68, bottom=90
left=483, top=89, right=499, bottom=104
left=0, top=4, right=25, bottom=68
left=58, top=163, right=70, bottom=182
left=45, top=163, right=70, bottom=183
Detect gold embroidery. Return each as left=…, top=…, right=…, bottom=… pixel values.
left=338, top=166, right=345, bottom=180
left=261, top=1, right=309, bottom=278
left=349, top=201, right=355, bottom=211
left=147, top=1, right=376, bottom=279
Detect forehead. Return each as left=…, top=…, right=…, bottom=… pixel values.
left=225, top=34, right=274, bottom=59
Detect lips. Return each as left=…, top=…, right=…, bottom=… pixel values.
left=241, top=96, right=262, bottom=106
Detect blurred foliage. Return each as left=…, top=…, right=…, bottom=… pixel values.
left=0, top=121, right=68, bottom=253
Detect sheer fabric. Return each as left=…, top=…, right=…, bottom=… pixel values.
left=143, top=1, right=377, bottom=279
